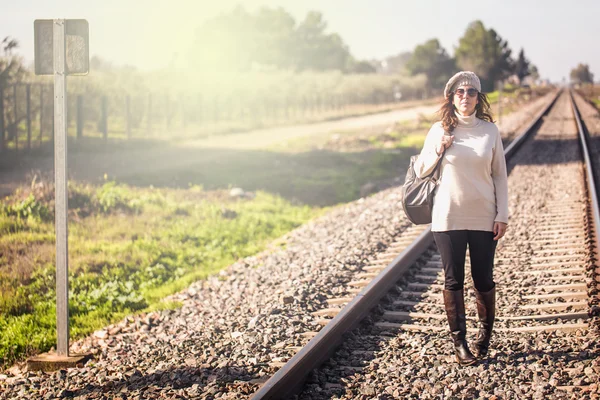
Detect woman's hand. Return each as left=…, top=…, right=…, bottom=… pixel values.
left=436, top=135, right=454, bottom=155
left=493, top=222, right=507, bottom=240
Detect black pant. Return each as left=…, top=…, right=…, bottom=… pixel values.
left=432, top=230, right=497, bottom=292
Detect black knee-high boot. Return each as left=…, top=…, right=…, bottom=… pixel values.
left=443, top=289, right=477, bottom=366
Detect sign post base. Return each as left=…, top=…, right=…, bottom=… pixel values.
left=26, top=352, right=92, bottom=372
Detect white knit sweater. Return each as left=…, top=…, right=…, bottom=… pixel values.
left=413, top=113, right=509, bottom=232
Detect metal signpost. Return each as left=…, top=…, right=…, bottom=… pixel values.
left=28, top=19, right=90, bottom=371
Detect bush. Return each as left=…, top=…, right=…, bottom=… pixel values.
left=96, top=182, right=141, bottom=214
left=0, top=194, right=51, bottom=222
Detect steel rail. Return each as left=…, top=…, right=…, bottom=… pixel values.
left=251, top=89, right=562, bottom=400
left=568, top=90, right=600, bottom=296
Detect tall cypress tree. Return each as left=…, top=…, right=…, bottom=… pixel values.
left=455, top=21, right=513, bottom=91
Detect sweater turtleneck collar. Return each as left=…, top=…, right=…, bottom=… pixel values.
left=456, top=112, right=479, bottom=127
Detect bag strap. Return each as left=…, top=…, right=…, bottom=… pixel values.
left=422, top=131, right=450, bottom=179
left=430, top=148, right=445, bottom=182
left=430, top=130, right=452, bottom=181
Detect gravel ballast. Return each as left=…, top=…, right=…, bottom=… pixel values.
left=297, top=91, right=600, bottom=400
left=0, top=91, right=573, bottom=400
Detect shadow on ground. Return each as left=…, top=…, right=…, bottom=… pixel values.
left=66, top=365, right=261, bottom=398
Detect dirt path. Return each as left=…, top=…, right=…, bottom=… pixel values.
left=191, top=104, right=439, bottom=149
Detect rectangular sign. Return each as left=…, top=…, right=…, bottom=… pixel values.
left=34, top=19, right=89, bottom=75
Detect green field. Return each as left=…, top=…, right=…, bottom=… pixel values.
left=0, top=181, right=328, bottom=367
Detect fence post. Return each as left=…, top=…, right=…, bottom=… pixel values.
left=101, top=96, right=108, bottom=141
left=27, top=84, right=31, bottom=150
left=76, top=95, right=83, bottom=139
left=39, top=84, right=43, bottom=146
left=126, top=95, right=131, bottom=139
left=51, top=84, right=55, bottom=146
left=0, top=82, right=4, bottom=152
left=13, top=85, right=18, bottom=151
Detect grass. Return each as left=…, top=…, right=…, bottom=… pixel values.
left=0, top=181, right=325, bottom=368
left=573, top=84, right=600, bottom=111
left=268, top=113, right=434, bottom=154
left=487, top=85, right=528, bottom=115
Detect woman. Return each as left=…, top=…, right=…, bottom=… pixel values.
left=413, top=71, right=508, bottom=366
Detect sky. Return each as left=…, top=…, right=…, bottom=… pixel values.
left=1, top=0, right=598, bottom=82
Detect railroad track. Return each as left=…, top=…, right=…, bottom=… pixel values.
left=252, top=89, right=600, bottom=399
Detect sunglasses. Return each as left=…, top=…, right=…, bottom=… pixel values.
left=454, top=88, right=479, bottom=98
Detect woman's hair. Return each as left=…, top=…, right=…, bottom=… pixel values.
left=438, top=92, right=494, bottom=133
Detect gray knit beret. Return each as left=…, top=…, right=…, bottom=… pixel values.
left=444, top=71, right=482, bottom=98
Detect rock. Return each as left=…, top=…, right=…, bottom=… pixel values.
left=108, top=326, right=122, bottom=335
left=94, top=330, right=108, bottom=339
left=361, top=386, right=376, bottom=396
left=247, top=315, right=259, bottom=329
left=6, top=366, right=21, bottom=377
left=229, top=188, right=245, bottom=198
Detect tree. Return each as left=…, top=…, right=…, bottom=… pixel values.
left=253, top=7, right=297, bottom=69
left=1, top=37, right=18, bottom=56
left=293, top=11, right=353, bottom=71
left=190, top=6, right=257, bottom=72
left=455, top=21, right=513, bottom=91
left=0, top=38, right=30, bottom=145
left=405, top=39, right=455, bottom=90
left=189, top=8, right=354, bottom=73
left=529, top=65, right=539, bottom=82
left=514, top=48, right=530, bottom=84
left=570, top=63, right=594, bottom=84
left=0, top=37, right=27, bottom=85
